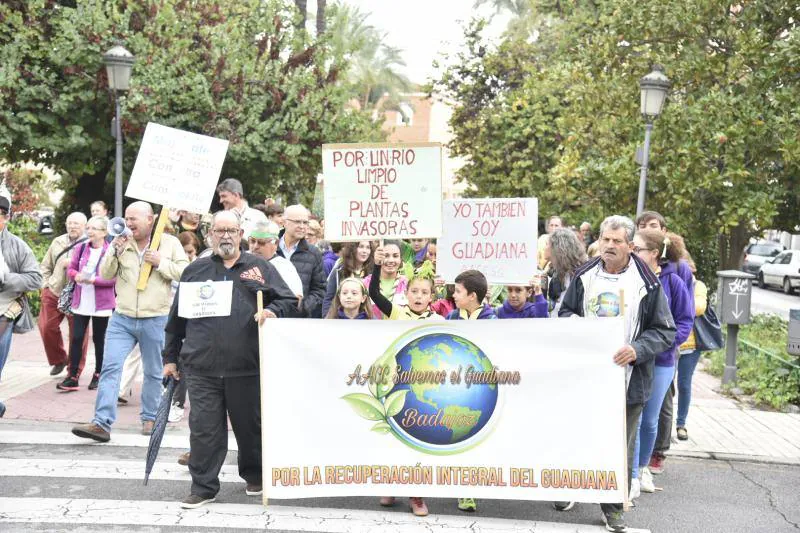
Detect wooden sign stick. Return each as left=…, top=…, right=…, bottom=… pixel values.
left=256, top=290, right=268, bottom=507
left=136, top=207, right=170, bottom=291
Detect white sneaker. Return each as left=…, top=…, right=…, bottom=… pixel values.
left=640, top=466, right=655, bottom=493
left=168, top=403, right=184, bottom=423
left=629, top=477, right=641, bottom=500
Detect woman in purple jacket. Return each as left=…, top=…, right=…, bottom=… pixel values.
left=57, top=216, right=116, bottom=392
left=630, top=229, right=694, bottom=497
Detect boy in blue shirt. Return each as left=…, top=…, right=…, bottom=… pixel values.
left=446, top=270, right=494, bottom=512
left=446, top=270, right=497, bottom=321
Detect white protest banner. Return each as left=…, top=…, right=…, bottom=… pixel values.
left=322, top=143, right=442, bottom=241
left=126, top=122, right=229, bottom=213
left=437, top=198, right=538, bottom=284
left=261, top=318, right=627, bottom=503
left=177, top=280, right=233, bottom=319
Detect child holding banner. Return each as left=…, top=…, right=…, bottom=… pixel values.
left=444, top=269, right=496, bottom=512
left=323, top=278, right=374, bottom=320
left=369, top=245, right=440, bottom=517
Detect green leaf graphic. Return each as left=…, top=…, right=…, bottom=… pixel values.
left=373, top=357, right=397, bottom=399
left=341, top=393, right=386, bottom=421
left=371, top=421, right=391, bottom=434
left=383, top=389, right=409, bottom=418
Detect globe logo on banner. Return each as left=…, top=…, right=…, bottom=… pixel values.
left=342, top=326, right=505, bottom=455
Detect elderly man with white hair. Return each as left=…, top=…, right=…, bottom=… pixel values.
left=247, top=220, right=304, bottom=298
left=163, top=210, right=298, bottom=509
left=38, top=211, right=90, bottom=377
left=276, top=204, right=326, bottom=317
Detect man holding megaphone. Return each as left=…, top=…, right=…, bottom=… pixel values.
left=72, top=201, right=189, bottom=442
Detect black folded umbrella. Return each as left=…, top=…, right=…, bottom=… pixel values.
left=144, top=376, right=177, bottom=485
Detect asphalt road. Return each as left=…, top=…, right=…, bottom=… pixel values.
left=1, top=429, right=799, bottom=533
left=750, top=285, right=799, bottom=320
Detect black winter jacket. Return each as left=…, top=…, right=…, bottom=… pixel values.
left=276, top=231, right=326, bottom=318
left=163, top=253, right=299, bottom=377
left=558, top=254, right=676, bottom=405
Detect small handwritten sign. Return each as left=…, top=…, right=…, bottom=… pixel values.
left=126, top=123, right=229, bottom=212
left=322, top=143, right=442, bottom=241
left=437, top=198, right=538, bottom=284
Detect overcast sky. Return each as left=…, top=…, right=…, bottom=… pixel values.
left=333, top=0, right=509, bottom=85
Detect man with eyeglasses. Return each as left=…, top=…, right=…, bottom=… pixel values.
left=216, top=178, right=267, bottom=240
left=38, top=212, right=90, bottom=377
left=72, top=201, right=189, bottom=442
left=276, top=205, right=326, bottom=318
left=162, top=210, right=298, bottom=509
left=247, top=221, right=303, bottom=298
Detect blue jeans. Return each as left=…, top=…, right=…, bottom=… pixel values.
left=676, top=350, right=701, bottom=428
left=92, top=312, right=168, bottom=432
left=0, top=319, right=14, bottom=382
left=633, top=364, right=675, bottom=476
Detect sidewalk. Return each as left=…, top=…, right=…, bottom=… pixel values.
left=0, top=323, right=189, bottom=431
left=1, top=326, right=798, bottom=464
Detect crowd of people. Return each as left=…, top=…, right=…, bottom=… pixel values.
left=0, top=175, right=713, bottom=533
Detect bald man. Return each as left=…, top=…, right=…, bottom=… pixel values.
left=39, top=212, right=90, bottom=376
left=276, top=205, right=326, bottom=317
left=72, top=201, right=189, bottom=442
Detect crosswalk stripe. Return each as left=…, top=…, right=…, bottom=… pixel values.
left=0, top=497, right=650, bottom=532
left=0, top=430, right=238, bottom=451
left=0, top=458, right=239, bottom=483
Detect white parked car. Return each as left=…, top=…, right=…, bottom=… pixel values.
left=757, top=250, right=800, bottom=295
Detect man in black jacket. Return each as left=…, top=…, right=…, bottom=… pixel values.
left=275, top=204, right=326, bottom=317
left=163, top=210, right=298, bottom=509
left=556, top=215, right=676, bottom=533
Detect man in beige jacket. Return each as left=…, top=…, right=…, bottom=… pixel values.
left=72, top=201, right=188, bottom=441
left=38, top=212, right=90, bottom=377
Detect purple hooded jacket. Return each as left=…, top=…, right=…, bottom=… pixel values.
left=494, top=294, right=548, bottom=319
left=67, top=241, right=116, bottom=312
left=656, top=261, right=694, bottom=367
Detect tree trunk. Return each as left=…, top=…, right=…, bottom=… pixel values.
left=717, top=222, right=751, bottom=272
left=316, top=0, right=326, bottom=36
left=294, top=0, right=307, bottom=31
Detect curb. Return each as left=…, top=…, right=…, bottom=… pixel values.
left=667, top=449, right=800, bottom=467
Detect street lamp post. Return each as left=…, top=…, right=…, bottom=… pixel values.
left=102, top=44, right=135, bottom=218
left=636, top=65, right=670, bottom=218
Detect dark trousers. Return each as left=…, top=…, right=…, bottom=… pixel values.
left=601, top=402, right=644, bottom=516
left=69, top=314, right=109, bottom=377
left=39, top=288, right=88, bottom=375
left=187, top=374, right=262, bottom=498
left=654, top=377, right=676, bottom=455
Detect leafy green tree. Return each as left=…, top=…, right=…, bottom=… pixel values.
left=0, top=0, right=383, bottom=219
left=435, top=0, right=800, bottom=283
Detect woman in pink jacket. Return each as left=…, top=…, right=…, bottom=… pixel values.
left=57, top=216, right=116, bottom=392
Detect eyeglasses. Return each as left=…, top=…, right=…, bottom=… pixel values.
left=212, top=228, right=240, bottom=237
left=286, top=219, right=309, bottom=226
left=248, top=238, right=276, bottom=247
left=632, top=246, right=653, bottom=253
left=87, top=226, right=105, bottom=231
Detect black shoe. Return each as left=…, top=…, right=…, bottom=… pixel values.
left=57, top=376, right=79, bottom=391
left=603, top=509, right=627, bottom=532
left=553, top=501, right=575, bottom=511
left=180, top=494, right=216, bottom=509
left=88, top=373, right=100, bottom=390
left=245, top=483, right=263, bottom=496
left=0, top=401, right=6, bottom=418
left=50, top=363, right=66, bottom=376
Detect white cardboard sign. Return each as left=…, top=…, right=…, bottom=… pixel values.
left=322, top=143, right=442, bottom=241
left=437, top=198, right=539, bottom=284
left=126, top=122, right=229, bottom=212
